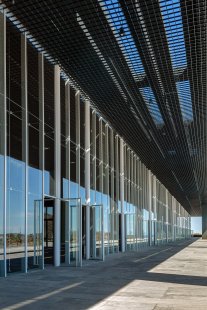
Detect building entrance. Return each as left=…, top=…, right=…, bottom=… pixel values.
left=34, top=197, right=82, bottom=267
left=44, top=198, right=54, bottom=264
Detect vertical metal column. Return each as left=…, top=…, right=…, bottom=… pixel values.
left=85, top=100, right=90, bottom=259
left=105, top=124, right=109, bottom=253
left=0, top=11, right=6, bottom=277
left=65, top=81, right=70, bottom=264
left=120, top=138, right=125, bottom=252
left=38, top=53, right=44, bottom=269
left=172, top=197, right=175, bottom=241
left=92, top=110, right=96, bottom=257
left=75, top=90, right=81, bottom=263
left=166, top=189, right=169, bottom=243
left=148, top=170, right=152, bottom=246
left=21, top=33, right=28, bottom=273
left=152, top=175, right=157, bottom=245
left=65, top=82, right=70, bottom=198
left=110, top=129, right=114, bottom=251
left=54, top=65, right=61, bottom=267
left=99, top=118, right=104, bottom=258
left=115, top=135, right=119, bottom=251
left=92, top=110, right=96, bottom=200
left=99, top=118, right=103, bottom=200
left=75, top=91, right=80, bottom=197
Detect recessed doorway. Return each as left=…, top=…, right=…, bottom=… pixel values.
left=44, top=198, right=55, bottom=265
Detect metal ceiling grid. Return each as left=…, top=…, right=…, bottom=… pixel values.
left=1, top=0, right=206, bottom=215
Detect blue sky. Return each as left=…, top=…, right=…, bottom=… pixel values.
left=191, top=217, right=202, bottom=233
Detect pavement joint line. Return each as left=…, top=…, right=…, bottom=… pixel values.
left=133, top=247, right=173, bottom=263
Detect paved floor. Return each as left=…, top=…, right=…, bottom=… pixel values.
left=0, top=238, right=207, bottom=310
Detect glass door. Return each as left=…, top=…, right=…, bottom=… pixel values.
left=90, top=204, right=104, bottom=261
left=44, top=199, right=54, bottom=264
left=61, top=198, right=82, bottom=267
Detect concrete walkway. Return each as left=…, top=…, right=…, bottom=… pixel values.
left=0, top=238, right=207, bottom=310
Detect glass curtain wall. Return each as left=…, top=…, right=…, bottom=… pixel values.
left=0, top=16, right=192, bottom=276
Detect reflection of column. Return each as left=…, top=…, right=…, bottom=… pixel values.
left=0, top=11, right=6, bottom=277
left=148, top=170, right=152, bottom=246
left=38, top=52, right=44, bottom=269
left=54, top=65, right=61, bottom=267
left=21, top=33, right=28, bottom=273
left=85, top=99, right=90, bottom=259
left=120, top=138, right=125, bottom=252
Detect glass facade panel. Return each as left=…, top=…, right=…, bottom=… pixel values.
left=0, top=17, right=192, bottom=277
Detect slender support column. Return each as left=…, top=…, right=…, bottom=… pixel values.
left=172, top=197, right=176, bottom=241
left=148, top=170, right=152, bottom=246
left=85, top=100, right=90, bottom=259
left=105, top=124, right=109, bottom=253
left=166, top=189, right=169, bottom=243
left=152, top=175, right=157, bottom=245
left=99, top=118, right=104, bottom=260
left=65, top=82, right=70, bottom=198
left=75, top=91, right=82, bottom=264
left=115, top=136, right=119, bottom=202
left=110, top=129, right=114, bottom=251
left=120, top=138, right=125, bottom=252
left=54, top=65, right=61, bottom=267
left=0, top=11, right=6, bottom=277
left=75, top=91, right=80, bottom=197
left=92, top=110, right=96, bottom=257
left=99, top=118, right=103, bottom=201
left=65, top=81, right=70, bottom=264
left=21, top=33, right=28, bottom=273
left=38, top=53, right=44, bottom=269
left=92, top=110, right=96, bottom=200
left=115, top=135, right=119, bottom=250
